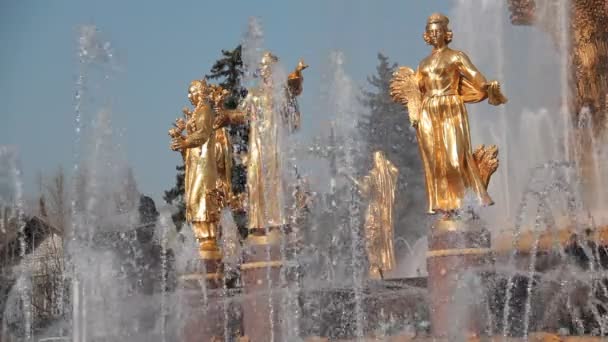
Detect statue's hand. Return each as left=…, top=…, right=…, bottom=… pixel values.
left=168, top=127, right=181, bottom=138
left=182, top=107, right=192, bottom=117
left=170, top=136, right=187, bottom=151
left=295, top=59, right=309, bottom=74
left=485, top=80, right=508, bottom=105
left=174, top=118, right=187, bottom=131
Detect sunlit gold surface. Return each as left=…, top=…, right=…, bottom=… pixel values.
left=216, top=52, right=307, bottom=229
left=472, top=144, right=499, bottom=189
left=390, top=13, right=507, bottom=214
left=390, top=66, right=422, bottom=126
left=354, top=151, right=398, bottom=278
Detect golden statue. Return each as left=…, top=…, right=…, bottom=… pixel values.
left=209, top=84, right=234, bottom=204
left=214, top=51, right=308, bottom=230
left=390, top=13, right=507, bottom=215
left=347, top=151, right=398, bottom=279
left=169, top=79, right=223, bottom=255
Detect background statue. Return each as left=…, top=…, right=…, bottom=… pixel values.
left=214, top=52, right=308, bottom=231
left=347, top=151, right=398, bottom=279
left=169, top=79, right=221, bottom=255
left=390, top=13, right=507, bottom=215
left=209, top=84, right=234, bottom=206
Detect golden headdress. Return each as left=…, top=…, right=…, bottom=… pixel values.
left=426, top=13, right=449, bottom=27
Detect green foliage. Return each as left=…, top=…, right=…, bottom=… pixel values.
left=205, top=45, right=246, bottom=110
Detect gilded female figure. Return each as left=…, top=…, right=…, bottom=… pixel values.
left=170, top=80, right=220, bottom=253
left=349, top=151, right=398, bottom=278
left=214, top=52, right=307, bottom=230
left=391, top=13, right=507, bottom=214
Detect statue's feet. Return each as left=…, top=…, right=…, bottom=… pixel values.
left=197, top=237, right=221, bottom=260
left=199, top=238, right=219, bottom=251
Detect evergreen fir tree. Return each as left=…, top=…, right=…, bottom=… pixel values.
left=205, top=45, right=246, bottom=109
left=359, top=53, right=427, bottom=242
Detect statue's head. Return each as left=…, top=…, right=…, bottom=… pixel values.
left=187, top=79, right=209, bottom=106
left=259, top=51, right=279, bottom=83
left=423, top=13, right=453, bottom=47
left=373, top=150, right=386, bottom=166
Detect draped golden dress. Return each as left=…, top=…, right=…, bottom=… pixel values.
left=238, top=88, right=286, bottom=229
left=214, top=127, right=233, bottom=198
left=359, top=152, right=398, bottom=278
left=183, top=103, right=218, bottom=224
left=415, top=48, right=494, bottom=213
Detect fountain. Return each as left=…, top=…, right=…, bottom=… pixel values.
left=2, top=2, right=608, bottom=342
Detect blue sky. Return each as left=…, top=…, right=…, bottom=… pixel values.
left=1, top=0, right=453, bottom=200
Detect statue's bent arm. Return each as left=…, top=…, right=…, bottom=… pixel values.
left=456, top=51, right=489, bottom=92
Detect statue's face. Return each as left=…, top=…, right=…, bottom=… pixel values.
left=188, top=83, right=206, bottom=106
left=426, top=23, right=447, bottom=47
left=187, top=86, right=199, bottom=106
left=259, top=52, right=278, bottom=85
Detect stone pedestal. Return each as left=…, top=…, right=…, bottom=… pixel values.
left=240, top=228, right=284, bottom=342
left=179, top=249, right=226, bottom=342
left=181, top=288, right=225, bottom=342
left=179, top=248, right=224, bottom=288
left=426, top=217, right=493, bottom=339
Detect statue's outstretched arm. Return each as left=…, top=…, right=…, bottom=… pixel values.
left=213, top=93, right=253, bottom=129
left=225, top=109, right=247, bottom=124
left=213, top=109, right=247, bottom=130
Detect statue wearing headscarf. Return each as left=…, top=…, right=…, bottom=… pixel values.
left=214, top=52, right=308, bottom=230
left=352, top=151, right=399, bottom=279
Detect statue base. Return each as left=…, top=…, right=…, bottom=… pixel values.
left=426, top=216, right=493, bottom=339
left=241, top=228, right=285, bottom=341
left=179, top=239, right=224, bottom=288
left=179, top=278, right=225, bottom=342
left=178, top=241, right=232, bottom=341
